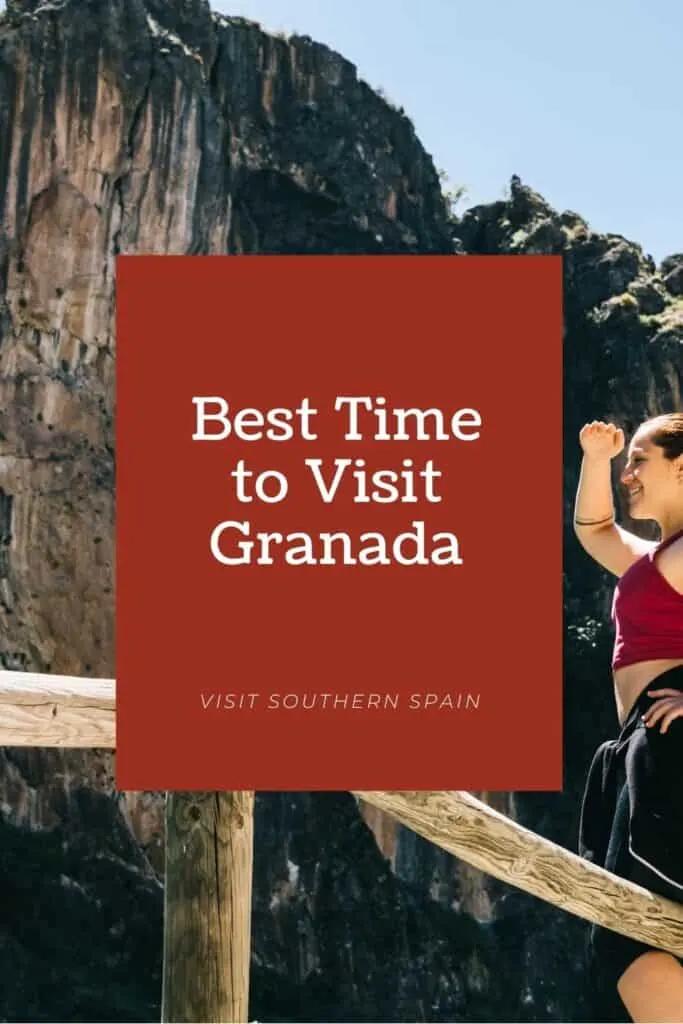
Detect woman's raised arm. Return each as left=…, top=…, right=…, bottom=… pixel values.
left=574, top=421, right=655, bottom=576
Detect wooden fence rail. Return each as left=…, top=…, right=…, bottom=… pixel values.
left=0, top=670, right=115, bottom=747
left=354, top=790, right=683, bottom=958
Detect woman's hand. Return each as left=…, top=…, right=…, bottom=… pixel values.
left=579, top=421, right=625, bottom=461
left=643, top=689, right=683, bottom=734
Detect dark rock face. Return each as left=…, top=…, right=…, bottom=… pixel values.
left=661, top=253, right=683, bottom=296
left=250, top=794, right=522, bottom=1023
left=0, top=1, right=681, bottom=1022
left=0, top=748, right=163, bottom=1023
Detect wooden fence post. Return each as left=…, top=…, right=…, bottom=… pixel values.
left=162, top=791, right=255, bottom=1023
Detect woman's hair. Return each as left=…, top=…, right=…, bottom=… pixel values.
left=641, top=412, right=683, bottom=460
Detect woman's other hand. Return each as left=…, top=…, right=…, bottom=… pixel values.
left=643, top=689, right=683, bottom=734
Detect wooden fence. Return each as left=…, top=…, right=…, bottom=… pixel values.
left=1, top=670, right=683, bottom=1022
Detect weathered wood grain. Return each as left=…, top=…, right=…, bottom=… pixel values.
left=0, top=670, right=115, bottom=747
left=354, top=790, right=683, bottom=957
left=162, top=791, right=255, bottom=1023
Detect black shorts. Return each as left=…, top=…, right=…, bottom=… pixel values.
left=578, top=665, right=683, bottom=1022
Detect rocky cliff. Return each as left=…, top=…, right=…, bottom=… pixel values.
left=0, top=1, right=681, bottom=1021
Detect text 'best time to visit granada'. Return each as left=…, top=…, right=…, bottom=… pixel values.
left=192, top=394, right=482, bottom=566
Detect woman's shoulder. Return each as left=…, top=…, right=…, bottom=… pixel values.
left=577, top=523, right=656, bottom=579
left=656, top=532, right=683, bottom=594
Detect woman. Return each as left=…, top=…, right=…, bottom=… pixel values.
left=574, top=412, right=683, bottom=1022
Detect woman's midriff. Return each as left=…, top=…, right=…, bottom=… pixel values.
left=614, top=657, right=683, bottom=724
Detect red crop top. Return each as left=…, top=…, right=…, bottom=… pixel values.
left=611, top=528, right=683, bottom=671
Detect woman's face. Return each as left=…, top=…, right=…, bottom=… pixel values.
left=621, top=426, right=683, bottom=521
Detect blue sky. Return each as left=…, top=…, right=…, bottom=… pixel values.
left=2, top=1, right=680, bottom=262
left=219, top=0, right=682, bottom=264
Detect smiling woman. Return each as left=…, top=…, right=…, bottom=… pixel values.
left=573, top=414, right=683, bottom=1023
